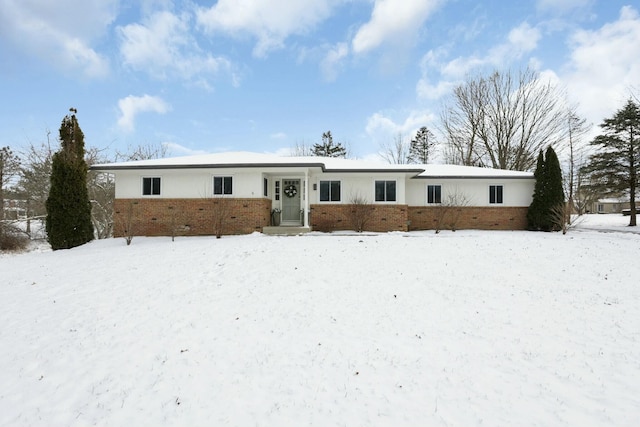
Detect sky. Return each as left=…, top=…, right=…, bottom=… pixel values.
left=1, top=0, right=639, bottom=162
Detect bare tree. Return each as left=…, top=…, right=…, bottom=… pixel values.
left=85, top=146, right=115, bottom=239
left=290, top=140, right=314, bottom=156
left=380, top=133, right=410, bottom=164
left=212, top=197, right=231, bottom=238
left=16, top=134, right=55, bottom=229
left=434, top=189, right=470, bottom=233
left=564, top=111, right=591, bottom=222
left=115, top=142, right=168, bottom=162
left=348, top=192, right=374, bottom=232
left=121, top=200, right=136, bottom=245
left=0, top=146, right=21, bottom=220
left=442, top=67, right=568, bottom=171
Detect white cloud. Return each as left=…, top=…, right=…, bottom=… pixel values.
left=117, top=95, right=171, bottom=133
left=196, top=0, right=337, bottom=57
left=416, top=22, right=542, bottom=100
left=365, top=110, right=437, bottom=147
left=270, top=132, right=287, bottom=140
left=320, top=42, right=349, bottom=81
left=0, top=0, right=115, bottom=77
left=118, top=11, right=235, bottom=84
left=562, top=6, right=640, bottom=125
left=352, top=0, right=442, bottom=55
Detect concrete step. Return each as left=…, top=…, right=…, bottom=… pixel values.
left=262, top=226, right=311, bottom=235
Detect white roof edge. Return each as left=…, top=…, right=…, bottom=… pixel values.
left=91, top=151, right=534, bottom=178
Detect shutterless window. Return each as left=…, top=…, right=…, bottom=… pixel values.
left=213, top=176, right=233, bottom=195
left=319, top=180, right=341, bottom=202
left=427, top=185, right=441, bottom=204
left=142, top=177, right=161, bottom=195
left=489, top=185, right=503, bottom=204
left=263, top=178, right=268, bottom=197
left=375, top=180, right=396, bottom=202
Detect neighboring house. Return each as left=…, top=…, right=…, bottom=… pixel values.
left=590, top=198, right=632, bottom=214
left=91, top=152, right=535, bottom=236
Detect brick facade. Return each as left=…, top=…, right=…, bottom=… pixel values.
left=310, top=204, right=409, bottom=232
left=113, top=198, right=528, bottom=236
left=408, top=206, right=529, bottom=231
left=113, top=198, right=272, bottom=237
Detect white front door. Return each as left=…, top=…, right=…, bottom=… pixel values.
left=281, top=179, right=301, bottom=225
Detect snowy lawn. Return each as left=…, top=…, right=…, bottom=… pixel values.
left=1, top=214, right=639, bottom=426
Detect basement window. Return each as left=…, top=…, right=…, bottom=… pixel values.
left=142, top=177, right=161, bottom=196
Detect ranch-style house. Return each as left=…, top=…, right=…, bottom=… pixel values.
left=91, top=152, right=535, bottom=236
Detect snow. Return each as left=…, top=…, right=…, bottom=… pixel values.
left=92, top=151, right=532, bottom=178
left=1, top=214, right=639, bottom=426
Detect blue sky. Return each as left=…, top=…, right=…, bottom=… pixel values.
left=1, top=0, right=639, bottom=161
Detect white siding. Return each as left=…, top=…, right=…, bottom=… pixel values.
left=308, top=172, right=407, bottom=204
left=406, top=178, right=534, bottom=207
left=114, top=168, right=264, bottom=199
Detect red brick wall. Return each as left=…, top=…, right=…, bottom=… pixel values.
left=310, top=204, right=409, bottom=232
left=113, top=198, right=271, bottom=237
left=408, top=206, right=529, bottom=231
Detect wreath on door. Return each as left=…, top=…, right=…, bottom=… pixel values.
left=284, top=184, right=298, bottom=198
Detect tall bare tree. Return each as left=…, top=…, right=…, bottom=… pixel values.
left=380, top=133, right=410, bottom=164
left=0, top=146, right=21, bottom=220
left=442, top=68, right=568, bottom=171
left=115, top=142, right=168, bottom=162
left=564, top=112, right=590, bottom=220
left=86, top=147, right=115, bottom=239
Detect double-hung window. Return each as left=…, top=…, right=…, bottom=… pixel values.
left=375, top=180, right=396, bottom=202
left=213, top=176, right=233, bottom=195
left=489, top=185, right=503, bottom=204
left=427, top=185, right=441, bottom=204
left=319, top=180, right=341, bottom=202
left=142, top=177, right=161, bottom=196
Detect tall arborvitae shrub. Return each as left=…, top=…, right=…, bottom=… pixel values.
left=543, top=146, right=565, bottom=230
left=46, top=111, right=94, bottom=250
left=527, top=150, right=546, bottom=230
left=527, top=147, right=565, bottom=231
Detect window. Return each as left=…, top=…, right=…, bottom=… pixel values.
left=213, top=176, right=233, bottom=195
left=319, top=180, right=341, bottom=202
left=375, top=180, right=396, bottom=202
left=264, top=178, right=268, bottom=197
left=142, top=177, right=161, bottom=195
left=489, top=185, right=503, bottom=204
left=597, top=204, right=604, bottom=213
left=275, top=180, right=280, bottom=201
left=427, top=185, right=441, bottom=204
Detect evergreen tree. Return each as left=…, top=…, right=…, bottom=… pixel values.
left=408, top=126, right=436, bottom=164
left=582, top=99, right=640, bottom=226
left=527, top=147, right=565, bottom=231
left=312, top=131, right=347, bottom=158
left=543, top=146, right=565, bottom=230
left=527, top=150, right=546, bottom=230
left=46, top=110, right=94, bottom=249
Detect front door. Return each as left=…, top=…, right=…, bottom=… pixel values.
left=281, top=179, right=301, bottom=225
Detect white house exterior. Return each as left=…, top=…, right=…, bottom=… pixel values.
left=92, top=152, right=535, bottom=236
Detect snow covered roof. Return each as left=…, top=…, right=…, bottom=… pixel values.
left=415, top=164, right=534, bottom=179
left=92, top=151, right=534, bottom=179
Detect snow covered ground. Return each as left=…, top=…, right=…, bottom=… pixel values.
left=1, top=214, right=639, bottom=426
